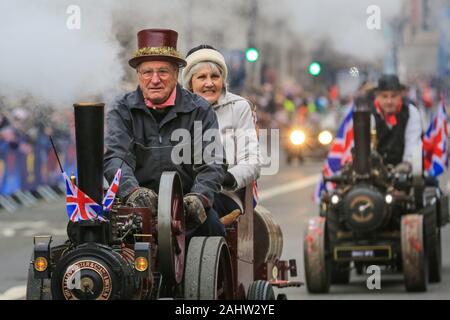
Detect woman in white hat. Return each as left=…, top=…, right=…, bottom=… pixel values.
left=182, top=45, right=260, bottom=223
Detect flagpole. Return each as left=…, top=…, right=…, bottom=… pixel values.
left=49, top=136, right=64, bottom=173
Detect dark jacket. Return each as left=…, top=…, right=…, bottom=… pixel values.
left=104, top=84, right=227, bottom=207
left=372, top=99, right=409, bottom=166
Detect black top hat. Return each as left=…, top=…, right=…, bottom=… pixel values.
left=375, top=74, right=406, bottom=91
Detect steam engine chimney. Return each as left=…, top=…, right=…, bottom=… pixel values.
left=352, top=100, right=371, bottom=176
left=73, top=103, right=105, bottom=204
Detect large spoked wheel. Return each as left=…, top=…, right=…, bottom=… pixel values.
left=303, top=217, right=331, bottom=293
left=184, top=237, right=234, bottom=300
left=401, top=214, right=427, bottom=292
left=247, top=280, right=275, bottom=300
left=158, top=172, right=185, bottom=287
left=424, top=207, right=442, bottom=283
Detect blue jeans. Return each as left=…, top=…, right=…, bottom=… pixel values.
left=213, top=190, right=244, bottom=218
left=186, top=207, right=226, bottom=241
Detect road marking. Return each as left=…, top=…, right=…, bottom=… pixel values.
left=22, top=228, right=66, bottom=237
left=0, top=285, right=26, bottom=300
left=2, top=228, right=16, bottom=237
left=0, top=221, right=47, bottom=229
left=0, top=221, right=66, bottom=238
left=259, top=173, right=321, bottom=201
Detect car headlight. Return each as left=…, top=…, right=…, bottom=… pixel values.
left=318, top=130, right=333, bottom=145
left=290, top=130, right=305, bottom=145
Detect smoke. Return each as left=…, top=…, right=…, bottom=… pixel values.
left=0, top=0, right=125, bottom=108
left=0, top=0, right=250, bottom=108
left=0, top=0, right=402, bottom=109
left=282, top=0, right=403, bottom=60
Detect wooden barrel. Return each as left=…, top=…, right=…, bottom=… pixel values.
left=253, top=205, right=283, bottom=266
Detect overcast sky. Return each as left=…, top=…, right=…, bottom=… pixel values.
left=261, top=0, right=403, bottom=60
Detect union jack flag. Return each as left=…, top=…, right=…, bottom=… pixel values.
left=102, top=168, right=122, bottom=212
left=250, top=104, right=259, bottom=209
left=63, top=172, right=102, bottom=222
left=314, top=105, right=354, bottom=203
left=252, top=181, right=259, bottom=208
left=423, top=100, right=448, bottom=177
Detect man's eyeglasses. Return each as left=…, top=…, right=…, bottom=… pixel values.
left=138, top=68, right=172, bottom=80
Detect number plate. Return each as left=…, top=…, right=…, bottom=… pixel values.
left=334, top=245, right=392, bottom=261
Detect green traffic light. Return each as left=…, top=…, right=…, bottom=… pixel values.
left=308, top=62, right=321, bottom=76
left=245, top=48, right=259, bottom=62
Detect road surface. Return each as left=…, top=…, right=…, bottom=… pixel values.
left=0, top=152, right=449, bottom=299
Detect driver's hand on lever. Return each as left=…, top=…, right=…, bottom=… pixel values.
left=125, top=187, right=158, bottom=214
left=183, top=194, right=207, bottom=230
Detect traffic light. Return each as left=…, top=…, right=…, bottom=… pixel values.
left=308, top=61, right=321, bottom=76
left=245, top=48, right=259, bottom=62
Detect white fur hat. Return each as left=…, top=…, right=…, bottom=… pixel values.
left=182, top=47, right=228, bottom=90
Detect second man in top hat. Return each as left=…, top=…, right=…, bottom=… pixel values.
left=370, top=74, right=422, bottom=172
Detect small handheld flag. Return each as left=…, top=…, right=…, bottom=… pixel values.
left=63, top=172, right=102, bottom=222
left=102, top=168, right=122, bottom=212
left=314, top=105, right=354, bottom=203
left=50, top=136, right=104, bottom=222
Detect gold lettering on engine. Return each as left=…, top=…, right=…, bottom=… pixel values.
left=62, top=260, right=112, bottom=300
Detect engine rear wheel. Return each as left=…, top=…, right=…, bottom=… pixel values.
left=428, top=228, right=442, bottom=283
left=331, top=262, right=350, bottom=284
left=355, top=262, right=364, bottom=275
left=184, top=237, right=234, bottom=300
left=303, top=217, right=331, bottom=293
left=424, top=206, right=441, bottom=283
left=401, top=214, right=427, bottom=292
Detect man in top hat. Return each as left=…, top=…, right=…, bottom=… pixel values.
left=371, top=74, right=422, bottom=171
left=104, top=29, right=227, bottom=237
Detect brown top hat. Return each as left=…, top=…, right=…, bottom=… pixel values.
left=128, top=29, right=187, bottom=69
